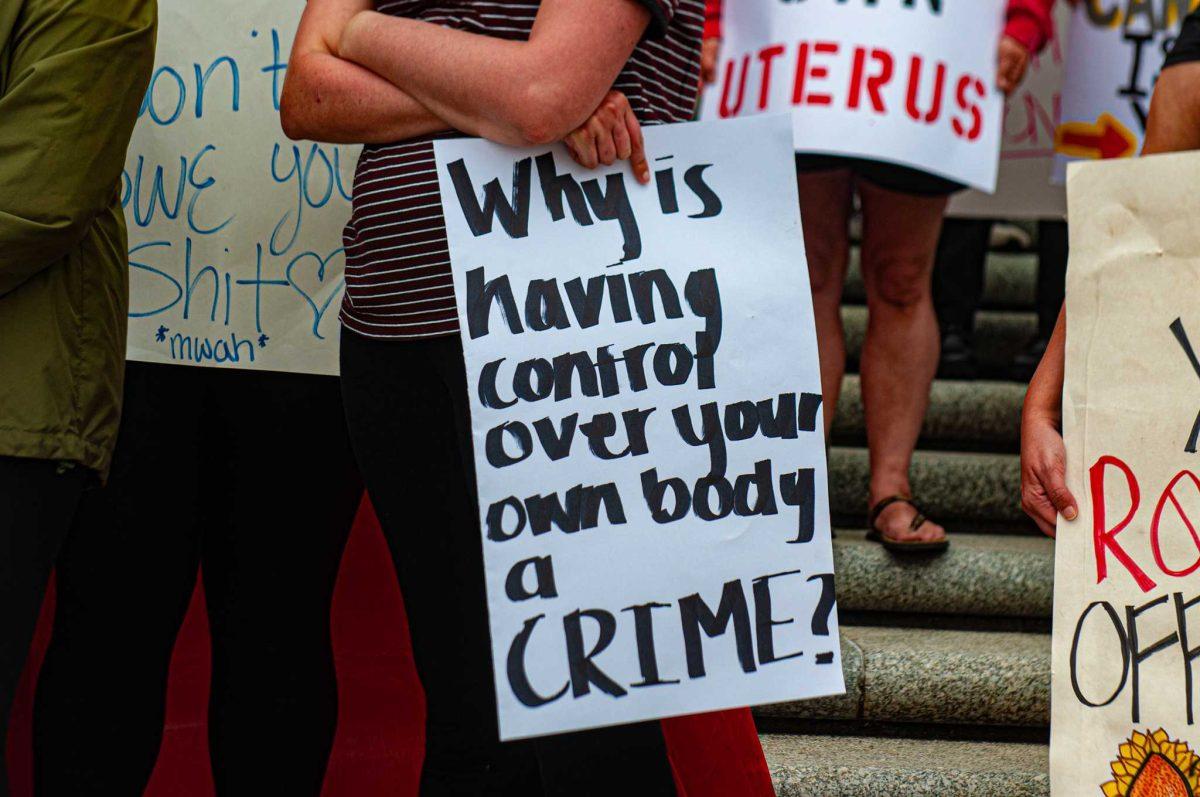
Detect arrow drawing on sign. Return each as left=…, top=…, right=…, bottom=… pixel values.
left=1054, top=113, right=1138, bottom=160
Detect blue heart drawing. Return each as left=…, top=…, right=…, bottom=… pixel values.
left=286, top=247, right=346, bottom=340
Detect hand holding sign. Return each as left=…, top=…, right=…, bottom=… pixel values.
left=564, top=90, right=650, bottom=185
left=997, top=35, right=1032, bottom=95
left=1052, top=151, right=1200, bottom=795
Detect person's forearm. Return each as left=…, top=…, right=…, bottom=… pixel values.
left=281, top=51, right=449, bottom=144
left=1024, top=306, right=1067, bottom=423
left=338, top=5, right=648, bottom=147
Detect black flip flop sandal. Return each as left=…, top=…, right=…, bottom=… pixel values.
left=865, top=495, right=949, bottom=554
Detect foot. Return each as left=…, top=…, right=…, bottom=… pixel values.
left=1008, top=334, right=1050, bottom=383
left=871, top=499, right=947, bottom=545
left=938, top=325, right=978, bottom=380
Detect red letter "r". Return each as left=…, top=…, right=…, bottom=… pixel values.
left=1090, top=455, right=1157, bottom=592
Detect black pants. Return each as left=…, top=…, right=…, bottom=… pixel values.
left=0, top=458, right=93, bottom=797
left=33, top=363, right=363, bottom=796
left=340, top=331, right=678, bottom=797
left=933, top=218, right=1068, bottom=339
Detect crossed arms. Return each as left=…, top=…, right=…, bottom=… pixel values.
left=280, top=0, right=656, bottom=177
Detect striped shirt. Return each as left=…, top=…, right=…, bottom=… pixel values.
left=340, top=0, right=705, bottom=340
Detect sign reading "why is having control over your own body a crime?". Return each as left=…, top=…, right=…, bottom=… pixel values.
left=433, top=115, right=844, bottom=741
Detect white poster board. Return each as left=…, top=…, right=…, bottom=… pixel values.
left=433, top=115, right=843, bottom=741
left=949, top=2, right=1069, bottom=220
left=1052, top=152, right=1200, bottom=796
left=122, top=0, right=357, bottom=375
left=699, top=0, right=1006, bottom=192
left=1052, top=2, right=1197, bottom=182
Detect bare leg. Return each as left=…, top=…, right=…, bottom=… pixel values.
left=797, top=169, right=854, bottom=437
left=857, top=180, right=948, bottom=544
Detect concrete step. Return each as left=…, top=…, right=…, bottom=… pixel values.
left=844, top=250, right=1038, bottom=312
left=833, top=531, right=1052, bottom=620
left=765, top=733, right=1049, bottom=797
left=831, top=375, right=1024, bottom=453
left=829, top=446, right=1029, bottom=532
left=842, top=305, right=1038, bottom=379
left=759, top=627, right=1049, bottom=728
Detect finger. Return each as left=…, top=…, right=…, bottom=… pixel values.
left=613, top=118, right=632, bottom=161
left=1044, top=474, right=1079, bottom=522
left=997, top=52, right=1015, bottom=92
left=592, top=121, right=617, bottom=166
left=1005, top=60, right=1022, bottom=90
left=563, top=131, right=585, bottom=166
left=1011, top=60, right=1028, bottom=90
left=997, top=65, right=1013, bottom=93
left=625, top=108, right=650, bottom=184
left=1023, top=494, right=1059, bottom=538
left=574, top=129, right=598, bottom=169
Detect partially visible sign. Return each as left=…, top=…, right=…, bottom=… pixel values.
left=123, top=0, right=357, bottom=374
left=950, top=2, right=1069, bottom=220
left=1053, top=1, right=1199, bottom=182
left=700, top=0, right=1006, bottom=192
left=1052, top=152, right=1200, bottom=795
left=434, top=116, right=844, bottom=741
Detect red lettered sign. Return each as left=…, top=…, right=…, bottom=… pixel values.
left=700, top=0, right=1007, bottom=192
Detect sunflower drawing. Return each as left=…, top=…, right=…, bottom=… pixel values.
left=1102, top=729, right=1200, bottom=797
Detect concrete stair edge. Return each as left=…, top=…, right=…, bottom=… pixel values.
left=833, top=531, right=1053, bottom=620
left=832, top=375, right=1024, bottom=452
left=829, top=446, right=1030, bottom=531
left=758, top=626, right=1049, bottom=728
left=764, top=733, right=1050, bottom=797
left=843, top=248, right=1039, bottom=312
left=842, top=305, right=1038, bottom=376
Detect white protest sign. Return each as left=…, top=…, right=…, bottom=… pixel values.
left=949, top=2, right=1069, bottom=220
left=1052, top=152, right=1200, bottom=796
left=433, top=115, right=843, bottom=741
left=699, top=0, right=1006, bottom=192
left=122, top=0, right=357, bottom=375
left=1053, top=2, right=1197, bottom=182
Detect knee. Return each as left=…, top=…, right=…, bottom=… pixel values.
left=805, top=243, right=847, bottom=300
left=865, top=255, right=932, bottom=311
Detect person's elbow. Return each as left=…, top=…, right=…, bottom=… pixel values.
left=279, top=57, right=322, bottom=141
left=509, top=77, right=594, bottom=146
left=279, top=78, right=311, bottom=141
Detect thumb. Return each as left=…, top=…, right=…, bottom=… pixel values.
left=1045, top=473, right=1079, bottom=522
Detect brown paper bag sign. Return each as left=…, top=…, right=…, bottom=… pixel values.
left=1053, top=151, right=1200, bottom=795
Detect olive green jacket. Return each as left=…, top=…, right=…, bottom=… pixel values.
left=0, top=0, right=156, bottom=476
